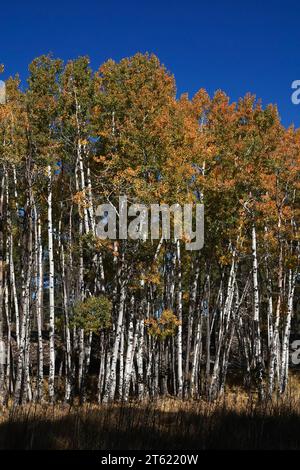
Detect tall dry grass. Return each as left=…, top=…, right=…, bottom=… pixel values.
left=1, top=385, right=300, bottom=450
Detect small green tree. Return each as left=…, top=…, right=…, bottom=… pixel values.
left=73, top=296, right=112, bottom=333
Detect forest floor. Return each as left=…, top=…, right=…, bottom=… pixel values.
left=1, top=383, right=300, bottom=450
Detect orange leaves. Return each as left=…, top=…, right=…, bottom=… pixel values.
left=72, top=190, right=91, bottom=217
left=88, top=53, right=300, bottom=273
left=121, top=166, right=141, bottom=179
left=145, top=309, right=181, bottom=340
left=218, top=252, right=234, bottom=267
left=93, top=155, right=107, bottom=164
left=140, top=264, right=161, bottom=286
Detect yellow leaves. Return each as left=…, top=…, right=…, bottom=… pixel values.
left=94, top=238, right=114, bottom=253
left=72, top=190, right=89, bottom=207
left=122, top=166, right=141, bottom=178
left=285, top=255, right=298, bottom=270
left=141, top=264, right=161, bottom=286
left=93, top=155, right=107, bottom=163
left=181, top=232, right=193, bottom=244
left=144, top=272, right=161, bottom=285
left=72, top=190, right=91, bottom=217
left=0, top=106, right=10, bottom=120
left=218, top=253, right=233, bottom=267
left=145, top=309, right=181, bottom=340
left=78, top=138, right=88, bottom=146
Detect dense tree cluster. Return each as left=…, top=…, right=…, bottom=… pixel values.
left=0, top=53, right=299, bottom=405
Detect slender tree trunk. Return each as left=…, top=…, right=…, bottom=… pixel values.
left=106, top=265, right=127, bottom=402
left=184, top=256, right=200, bottom=397
left=280, top=269, right=296, bottom=393
left=123, top=296, right=135, bottom=401
left=176, top=240, right=183, bottom=398
left=47, top=165, right=56, bottom=403
left=251, top=224, right=264, bottom=399
left=34, top=207, right=44, bottom=401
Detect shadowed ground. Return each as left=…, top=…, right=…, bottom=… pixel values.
left=0, top=398, right=300, bottom=450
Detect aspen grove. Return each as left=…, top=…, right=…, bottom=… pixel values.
left=0, top=53, right=299, bottom=406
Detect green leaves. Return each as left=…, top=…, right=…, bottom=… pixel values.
left=72, top=295, right=112, bottom=333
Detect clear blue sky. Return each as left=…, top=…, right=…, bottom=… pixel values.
left=1, top=0, right=300, bottom=127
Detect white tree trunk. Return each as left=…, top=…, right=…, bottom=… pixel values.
left=47, top=165, right=56, bottom=402
left=176, top=240, right=183, bottom=398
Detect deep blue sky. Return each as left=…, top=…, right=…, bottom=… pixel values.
left=1, top=0, right=300, bottom=127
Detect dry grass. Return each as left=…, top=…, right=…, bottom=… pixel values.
left=1, top=388, right=300, bottom=450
